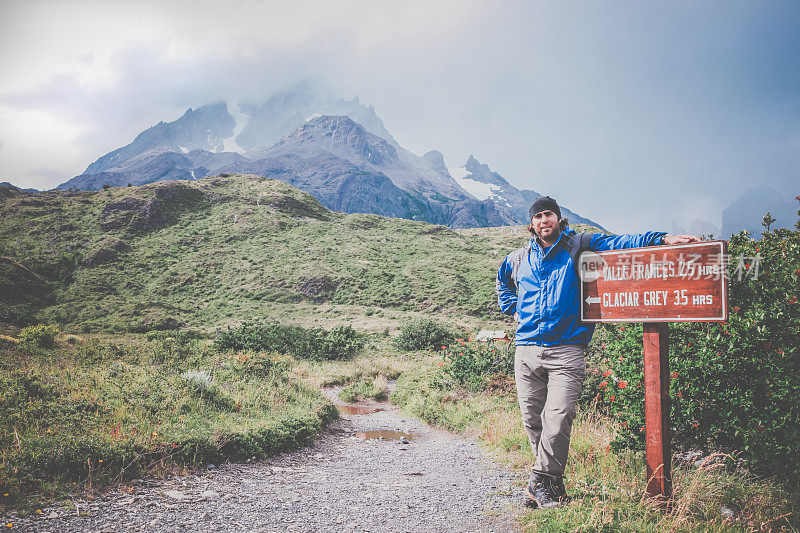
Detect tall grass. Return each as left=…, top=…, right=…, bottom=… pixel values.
left=0, top=332, right=337, bottom=508
left=391, top=354, right=799, bottom=532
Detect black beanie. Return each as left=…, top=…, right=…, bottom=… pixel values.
left=529, top=196, right=561, bottom=220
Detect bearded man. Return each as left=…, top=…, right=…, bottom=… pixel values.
left=496, top=196, right=699, bottom=508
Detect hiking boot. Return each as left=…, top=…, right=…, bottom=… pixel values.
left=549, top=475, right=571, bottom=504
left=526, top=472, right=561, bottom=509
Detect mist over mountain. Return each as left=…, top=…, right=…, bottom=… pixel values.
left=235, top=84, right=397, bottom=151
left=670, top=219, right=721, bottom=238
left=722, top=185, right=798, bottom=239
left=55, top=88, right=603, bottom=229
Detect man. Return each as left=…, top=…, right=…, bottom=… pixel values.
left=496, top=196, right=699, bottom=509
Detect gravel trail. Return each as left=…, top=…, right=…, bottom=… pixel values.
left=6, top=394, right=524, bottom=532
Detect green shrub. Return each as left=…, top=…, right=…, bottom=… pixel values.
left=19, top=324, right=59, bottom=349
left=214, top=321, right=364, bottom=361
left=339, top=378, right=387, bottom=403
left=214, top=321, right=304, bottom=353
left=62, top=334, right=83, bottom=344
left=604, top=201, right=800, bottom=485
left=180, top=369, right=236, bottom=411
left=308, top=325, right=364, bottom=361
left=0, top=303, right=36, bottom=327
left=393, top=317, right=458, bottom=351
left=145, top=329, right=211, bottom=342
left=233, top=354, right=287, bottom=379
left=440, top=339, right=514, bottom=391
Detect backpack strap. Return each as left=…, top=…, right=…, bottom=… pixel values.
left=563, top=232, right=594, bottom=279
left=505, top=243, right=531, bottom=283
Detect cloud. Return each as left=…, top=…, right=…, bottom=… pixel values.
left=0, top=0, right=493, bottom=189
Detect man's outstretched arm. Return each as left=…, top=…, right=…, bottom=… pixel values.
left=663, top=234, right=702, bottom=245
left=588, top=232, right=701, bottom=251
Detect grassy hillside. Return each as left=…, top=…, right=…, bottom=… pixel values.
left=0, top=174, right=602, bottom=333
left=0, top=175, right=607, bottom=512
left=2, top=176, right=798, bottom=531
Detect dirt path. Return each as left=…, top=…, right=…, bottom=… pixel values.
left=9, top=393, right=524, bottom=532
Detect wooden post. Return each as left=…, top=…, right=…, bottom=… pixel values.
left=643, top=322, right=672, bottom=502
left=579, top=242, right=728, bottom=503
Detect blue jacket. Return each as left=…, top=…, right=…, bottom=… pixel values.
left=496, top=227, right=666, bottom=346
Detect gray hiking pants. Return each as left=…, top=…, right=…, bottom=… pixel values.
left=514, top=344, right=586, bottom=477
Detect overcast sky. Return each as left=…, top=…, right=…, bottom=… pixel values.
left=1, top=0, right=799, bottom=233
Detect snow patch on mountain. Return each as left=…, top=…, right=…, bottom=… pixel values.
left=449, top=167, right=469, bottom=180
left=449, top=167, right=503, bottom=201
left=220, top=105, right=250, bottom=153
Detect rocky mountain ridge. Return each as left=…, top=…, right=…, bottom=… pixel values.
left=54, top=88, right=603, bottom=229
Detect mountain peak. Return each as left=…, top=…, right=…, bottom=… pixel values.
left=235, top=87, right=396, bottom=150
left=271, top=115, right=398, bottom=166
left=465, top=155, right=491, bottom=176
left=423, top=150, right=447, bottom=174
left=287, top=114, right=371, bottom=139
left=83, top=102, right=235, bottom=175
left=461, top=155, right=509, bottom=187
left=57, top=89, right=604, bottom=230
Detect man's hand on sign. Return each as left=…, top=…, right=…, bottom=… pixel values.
left=663, top=234, right=701, bottom=245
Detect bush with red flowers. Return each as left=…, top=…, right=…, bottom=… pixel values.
left=601, top=198, right=800, bottom=485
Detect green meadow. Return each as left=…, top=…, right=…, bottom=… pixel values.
left=1, top=175, right=797, bottom=531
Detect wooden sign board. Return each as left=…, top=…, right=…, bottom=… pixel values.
left=580, top=241, right=728, bottom=323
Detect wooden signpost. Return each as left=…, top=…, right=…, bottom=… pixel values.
left=579, top=241, right=729, bottom=502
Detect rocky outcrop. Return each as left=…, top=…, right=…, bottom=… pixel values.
left=423, top=150, right=449, bottom=176
left=131, top=182, right=207, bottom=232
left=262, top=190, right=331, bottom=221
left=98, top=182, right=207, bottom=233
left=129, top=302, right=185, bottom=332
left=101, top=197, right=146, bottom=230
left=83, top=238, right=130, bottom=267
left=0, top=257, right=52, bottom=304
left=294, top=275, right=338, bottom=300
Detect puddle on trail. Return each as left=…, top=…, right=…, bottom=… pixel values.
left=355, top=430, right=420, bottom=441
left=337, top=404, right=384, bottom=415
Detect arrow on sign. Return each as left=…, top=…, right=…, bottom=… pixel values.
left=585, top=296, right=601, bottom=305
